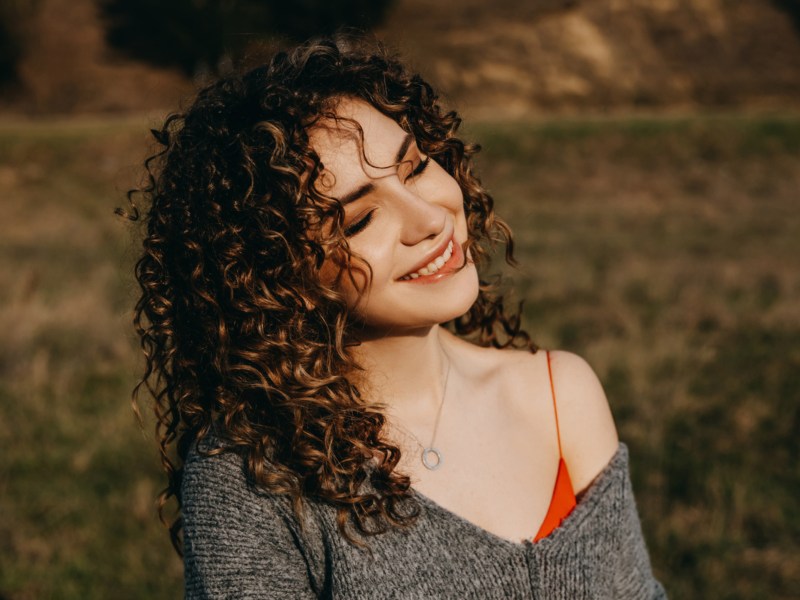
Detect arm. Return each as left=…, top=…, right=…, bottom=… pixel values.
left=546, top=350, right=620, bottom=495
left=182, top=446, right=322, bottom=599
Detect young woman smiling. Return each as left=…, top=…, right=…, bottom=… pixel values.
left=124, top=33, right=667, bottom=598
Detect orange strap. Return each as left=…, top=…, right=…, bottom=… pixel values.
left=533, top=350, right=577, bottom=543
left=545, top=350, right=564, bottom=460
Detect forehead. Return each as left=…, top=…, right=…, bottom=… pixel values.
left=307, top=98, right=407, bottom=193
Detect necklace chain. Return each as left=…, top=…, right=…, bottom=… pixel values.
left=391, top=350, right=451, bottom=471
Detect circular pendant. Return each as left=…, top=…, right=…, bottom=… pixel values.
left=421, top=447, right=443, bottom=470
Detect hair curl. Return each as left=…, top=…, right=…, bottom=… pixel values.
left=118, top=32, right=538, bottom=553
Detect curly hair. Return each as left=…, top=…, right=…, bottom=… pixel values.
left=118, top=32, right=538, bottom=553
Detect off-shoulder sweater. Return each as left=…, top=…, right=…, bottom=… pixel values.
left=182, top=440, right=667, bottom=599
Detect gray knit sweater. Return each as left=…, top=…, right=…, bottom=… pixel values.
left=182, top=440, right=667, bottom=599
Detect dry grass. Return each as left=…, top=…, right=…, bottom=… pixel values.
left=470, top=113, right=800, bottom=598
left=0, top=112, right=798, bottom=598
left=0, top=116, right=183, bottom=599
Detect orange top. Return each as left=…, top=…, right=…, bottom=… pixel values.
left=532, top=350, right=577, bottom=542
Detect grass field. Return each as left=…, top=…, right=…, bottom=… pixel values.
left=0, top=111, right=798, bottom=598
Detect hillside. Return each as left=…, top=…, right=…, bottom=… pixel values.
left=2, top=0, right=800, bottom=115
left=380, top=0, right=800, bottom=116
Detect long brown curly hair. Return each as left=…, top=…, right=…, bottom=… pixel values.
left=118, top=32, right=538, bottom=553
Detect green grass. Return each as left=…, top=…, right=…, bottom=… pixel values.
left=1, top=113, right=798, bottom=598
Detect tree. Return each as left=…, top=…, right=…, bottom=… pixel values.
left=0, top=0, right=38, bottom=88
left=98, top=0, right=395, bottom=77
left=772, top=0, right=800, bottom=35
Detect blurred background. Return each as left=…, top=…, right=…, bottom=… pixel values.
left=1, top=0, right=799, bottom=597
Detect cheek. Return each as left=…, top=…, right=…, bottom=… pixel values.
left=318, top=259, right=339, bottom=288
left=434, top=168, right=467, bottom=215
left=319, top=253, right=374, bottom=306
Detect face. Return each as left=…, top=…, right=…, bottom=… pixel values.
left=309, top=97, right=479, bottom=335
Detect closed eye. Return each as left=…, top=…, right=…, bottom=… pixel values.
left=344, top=155, right=430, bottom=237
left=343, top=210, right=374, bottom=237
left=405, top=155, right=431, bottom=182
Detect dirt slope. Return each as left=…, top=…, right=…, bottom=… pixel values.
left=3, top=0, right=800, bottom=115
left=378, top=0, right=800, bottom=115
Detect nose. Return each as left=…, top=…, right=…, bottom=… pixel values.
left=394, top=185, right=449, bottom=246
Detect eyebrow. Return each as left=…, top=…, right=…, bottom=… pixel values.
left=339, top=182, right=374, bottom=206
left=394, top=133, right=413, bottom=165
left=338, top=133, right=414, bottom=206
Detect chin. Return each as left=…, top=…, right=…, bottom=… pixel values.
left=438, top=275, right=481, bottom=322
left=352, top=266, right=481, bottom=332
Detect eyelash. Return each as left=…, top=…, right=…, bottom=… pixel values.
left=343, top=211, right=374, bottom=237
left=343, top=155, right=432, bottom=237
left=405, top=155, right=431, bottom=182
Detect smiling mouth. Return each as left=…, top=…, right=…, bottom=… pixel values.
left=399, top=239, right=454, bottom=280
left=398, top=237, right=464, bottom=283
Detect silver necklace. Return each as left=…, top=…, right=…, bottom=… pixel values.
left=400, top=352, right=451, bottom=471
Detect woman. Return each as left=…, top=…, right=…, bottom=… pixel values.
left=125, top=34, right=667, bottom=598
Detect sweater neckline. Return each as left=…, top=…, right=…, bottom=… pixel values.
left=409, top=441, right=628, bottom=550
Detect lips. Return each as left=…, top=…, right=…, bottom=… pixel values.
left=397, top=236, right=465, bottom=284
left=402, top=241, right=454, bottom=279
left=400, top=234, right=455, bottom=279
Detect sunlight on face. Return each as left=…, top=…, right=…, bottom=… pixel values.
left=309, top=98, right=479, bottom=334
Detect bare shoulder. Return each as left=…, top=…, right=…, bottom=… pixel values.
left=546, top=350, right=620, bottom=494
left=453, top=340, right=621, bottom=494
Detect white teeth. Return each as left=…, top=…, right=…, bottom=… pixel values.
left=401, top=239, right=455, bottom=280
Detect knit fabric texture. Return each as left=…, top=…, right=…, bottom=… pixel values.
left=182, top=440, right=668, bottom=599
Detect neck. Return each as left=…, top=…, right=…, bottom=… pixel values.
left=350, top=324, right=456, bottom=419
